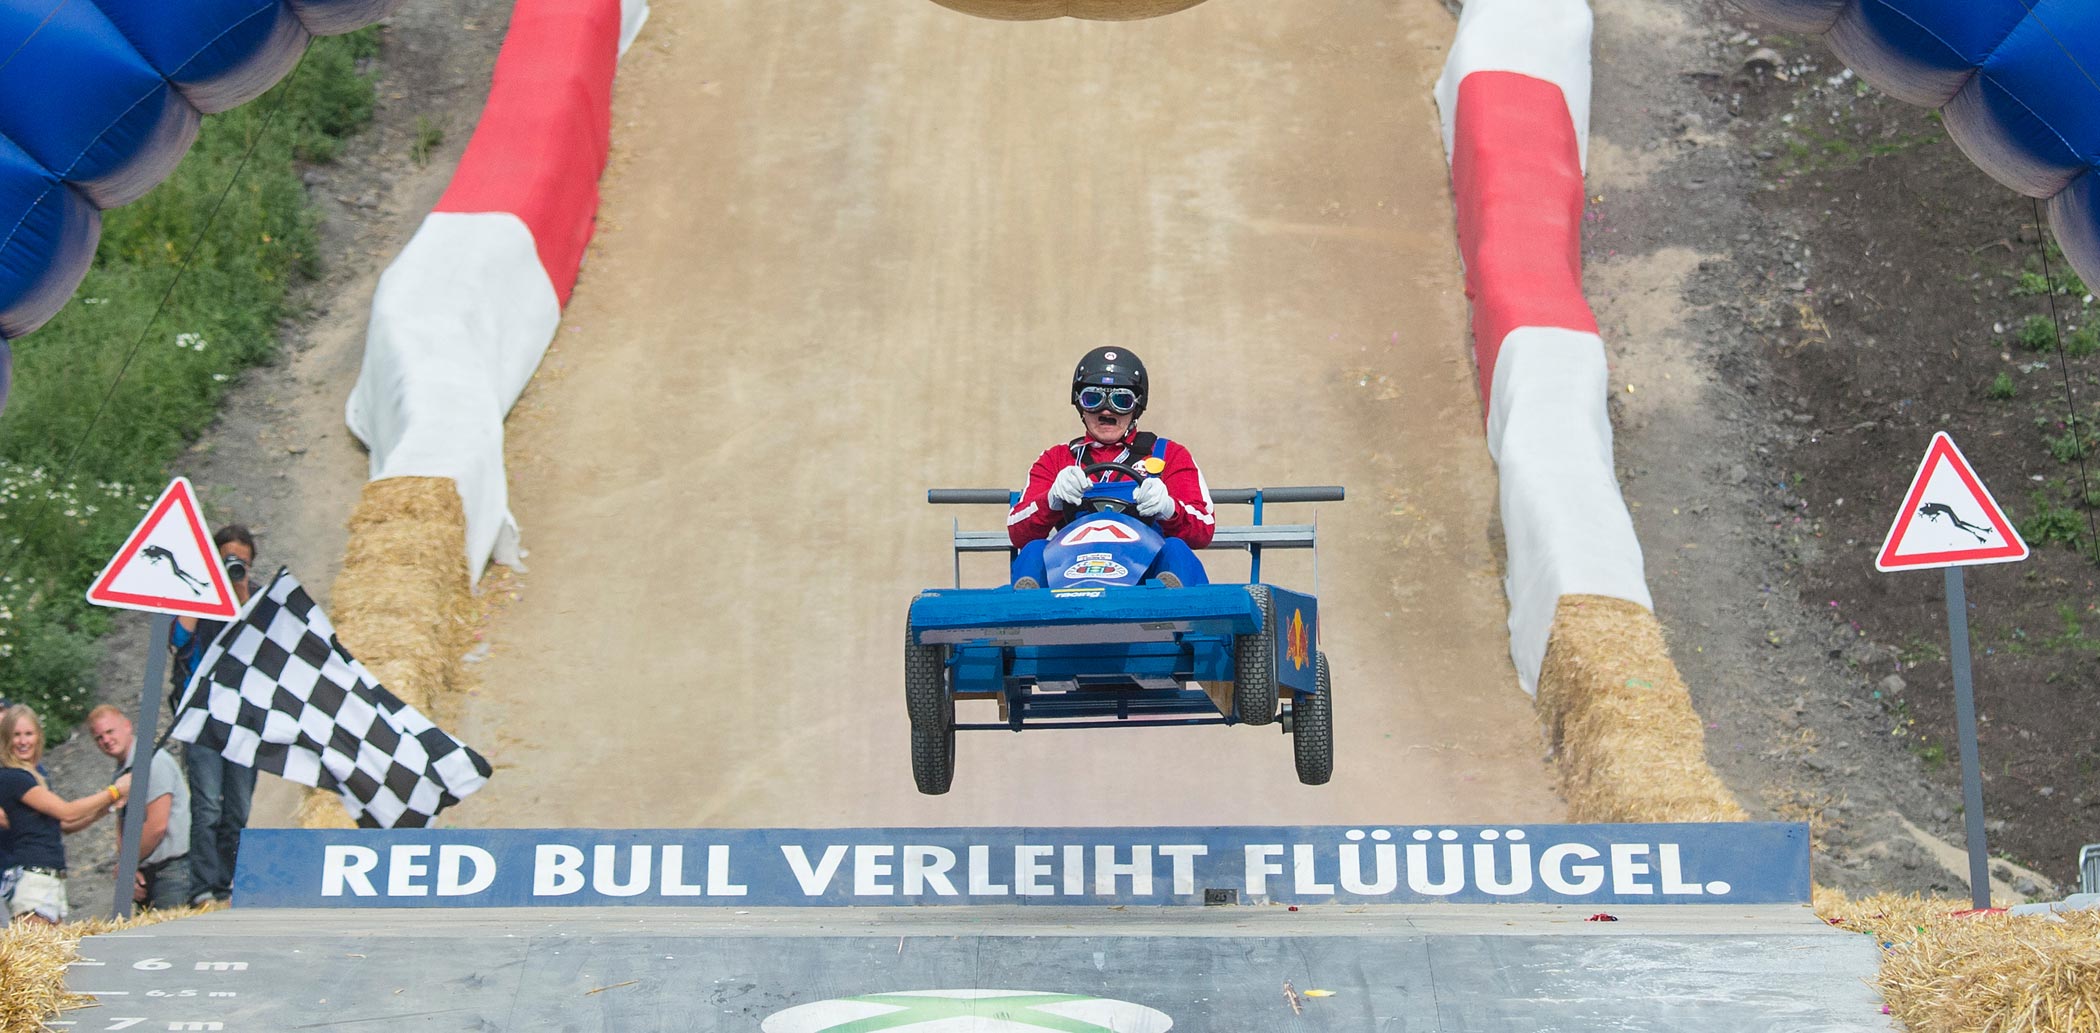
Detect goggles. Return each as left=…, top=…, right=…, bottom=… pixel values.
left=1077, top=386, right=1140, bottom=414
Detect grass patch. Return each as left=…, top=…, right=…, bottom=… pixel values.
left=2019, top=490, right=2089, bottom=550
left=1897, top=635, right=1946, bottom=667
left=2018, top=314, right=2057, bottom=351
left=2008, top=237, right=2090, bottom=301
left=1987, top=371, right=2018, bottom=399
left=0, top=30, right=379, bottom=735
left=2040, top=603, right=2100, bottom=655
left=2045, top=424, right=2096, bottom=463
left=411, top=116, right=445, bottom=166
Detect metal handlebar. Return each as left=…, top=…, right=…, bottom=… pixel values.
left=929, top=487, right=1343, bottom=505
left=1209, top=486, right=1346, bottom=504
left=927, top=489, right=1017, bottom=505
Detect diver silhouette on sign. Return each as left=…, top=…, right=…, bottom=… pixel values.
left=1917, top=502, right=1994, bottom=543
left=139, top=544, right=208, bottom=595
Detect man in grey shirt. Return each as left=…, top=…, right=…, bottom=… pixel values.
left=87, top=706, right=191, bottom=909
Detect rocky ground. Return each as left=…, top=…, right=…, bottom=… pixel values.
left=1592, top=0, right=2090, bottom=896
left=37, top=0, right=2095, bottom=922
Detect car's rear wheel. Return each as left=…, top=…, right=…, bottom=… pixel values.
left=1233, top=585, right=1280, bottom=725
left=1292, top=652, right=1333, bottom=786
left=906, top=629, right=955, bottom=794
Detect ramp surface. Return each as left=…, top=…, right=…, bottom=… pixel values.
left=70, top=906, right=1893, bottom=1032
left=463, top=0, right=1557, bottom=829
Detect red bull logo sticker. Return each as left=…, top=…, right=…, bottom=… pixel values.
left=1063, top=552, right=1129, bottom=581
left=1287, top=608, right=1310, bottom=671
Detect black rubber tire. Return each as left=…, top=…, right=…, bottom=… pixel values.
left=1293, top=652, right=1333, bottom=786
left=906, top=630, right=955, bottom=795
left=1233, top=584, right=1280, bottom=725
left=911, top=714, right=955, bottom=795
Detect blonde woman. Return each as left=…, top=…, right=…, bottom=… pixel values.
left=1, top=705, right=129, bottom=924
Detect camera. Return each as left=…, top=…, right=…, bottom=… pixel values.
left=223, top=556, right=248, bottom=583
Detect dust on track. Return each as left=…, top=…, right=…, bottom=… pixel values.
left=458, top=0, right=1561, bottom=828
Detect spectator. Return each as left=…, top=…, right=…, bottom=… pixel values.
left=86, top=705, right=190, bottom=910
left=169, top=524, right=258, bottom=905
left=0, top=704, right=129, bottom=925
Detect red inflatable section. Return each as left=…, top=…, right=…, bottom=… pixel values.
left=1449, top=71, right=1597, bottom=405
left=434, top=0, right=622, bottom=305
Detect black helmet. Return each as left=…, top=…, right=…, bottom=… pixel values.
left=1070, top=346, right=1148, bottom=418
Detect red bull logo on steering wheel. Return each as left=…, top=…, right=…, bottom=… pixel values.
left=1062, top=552, right=1130, bottom=581
left=1287, top=608, right=1310, bottom=671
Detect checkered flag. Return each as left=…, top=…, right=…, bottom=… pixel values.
left=171, top=568, right=492, bottom=828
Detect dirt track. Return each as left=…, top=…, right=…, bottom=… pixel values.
left=458, top=0, right=1561, bottom=828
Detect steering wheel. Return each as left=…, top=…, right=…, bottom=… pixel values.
left=1069, top=461, right=1149, bottom=518
left=1082, top=461, right=1147, bottom=482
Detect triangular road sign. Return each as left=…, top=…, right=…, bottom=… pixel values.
left=1876, top=432, right=2029, bottom=572
left=85, top=477, right=239, bottom=618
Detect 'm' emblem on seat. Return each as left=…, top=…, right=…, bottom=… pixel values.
left=1061, top=519, right=1137, bottom=546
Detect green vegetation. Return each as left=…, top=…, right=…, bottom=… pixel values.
left=2040, top=603, right=2100, bottom=655
left=2017, top=314, right=2057, bottom=351
left=2019, top=490, right=2089, bottom=549
left=0, top=30, right=378, bottom=733
left=2068, top=326, right=2099, bottom=359
left=411, top=115, right=444, bottom=166
left=1897, top=635, right=1946, bottom=667
left=1987, top=371, right=2018, bottom=399
left=2045, top=423, right=2096, bottom=463
left=2008, top=239, right=2089, bottom=301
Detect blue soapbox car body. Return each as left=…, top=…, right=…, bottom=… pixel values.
left=906, top=463, right=1343, bottom=794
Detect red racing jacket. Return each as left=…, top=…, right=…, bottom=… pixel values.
left=1007, top=432, right=1216, bottom=549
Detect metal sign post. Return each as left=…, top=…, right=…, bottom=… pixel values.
left=1941, top=568, right=1992, bottom=911
left=85, top=478, right=241, bottom=919
left=110, top=613, right=172, bottom=919
left=1874, top=433, right=2027, bottom=911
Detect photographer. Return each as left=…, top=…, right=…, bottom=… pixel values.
left=168, top=524, right=257, bottom=905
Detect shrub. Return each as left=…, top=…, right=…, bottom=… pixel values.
left=1986, top=371, right=2018, bottom=399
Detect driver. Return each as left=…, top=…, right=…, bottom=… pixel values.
left=1007, top=347, right=1215, bottom=588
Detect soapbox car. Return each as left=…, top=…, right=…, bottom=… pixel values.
left=905, top=465, right=1343, bottom=794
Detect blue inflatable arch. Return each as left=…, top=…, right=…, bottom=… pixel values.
left=0, top=0, right=400, bottom=411
left=1733, top=1, right=2100, bottom=292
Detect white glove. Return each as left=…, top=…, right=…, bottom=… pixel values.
left=1048, top=466, right=1091, bottom=511
left=1134, top=477, right=1174, bottom=520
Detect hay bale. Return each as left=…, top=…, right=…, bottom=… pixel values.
left=926, top=0, right=1210, bottom=20
left=296, top=476, right=472, bottom=829
left=0, top=924, right=81, bottom=1033
left=333, top=477, right=473, bottom=714
left=1536, top=594, right=1747, bottom=823
left=1817, top=887, right=2100, bottom=1032
left=0, top=905, right=210, bottom=1033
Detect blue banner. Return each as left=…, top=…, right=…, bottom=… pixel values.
left=234, top=824, right=1810, bottom=909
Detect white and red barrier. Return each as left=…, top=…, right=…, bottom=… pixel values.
left=346, top=0, right=649, bottom=579
left=1434, top=0, right=1651, bottom=694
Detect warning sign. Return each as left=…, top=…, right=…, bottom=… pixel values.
left=85, top=477, right=240, bottom=618
left=1875, top=432, right=2029, bottom=572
